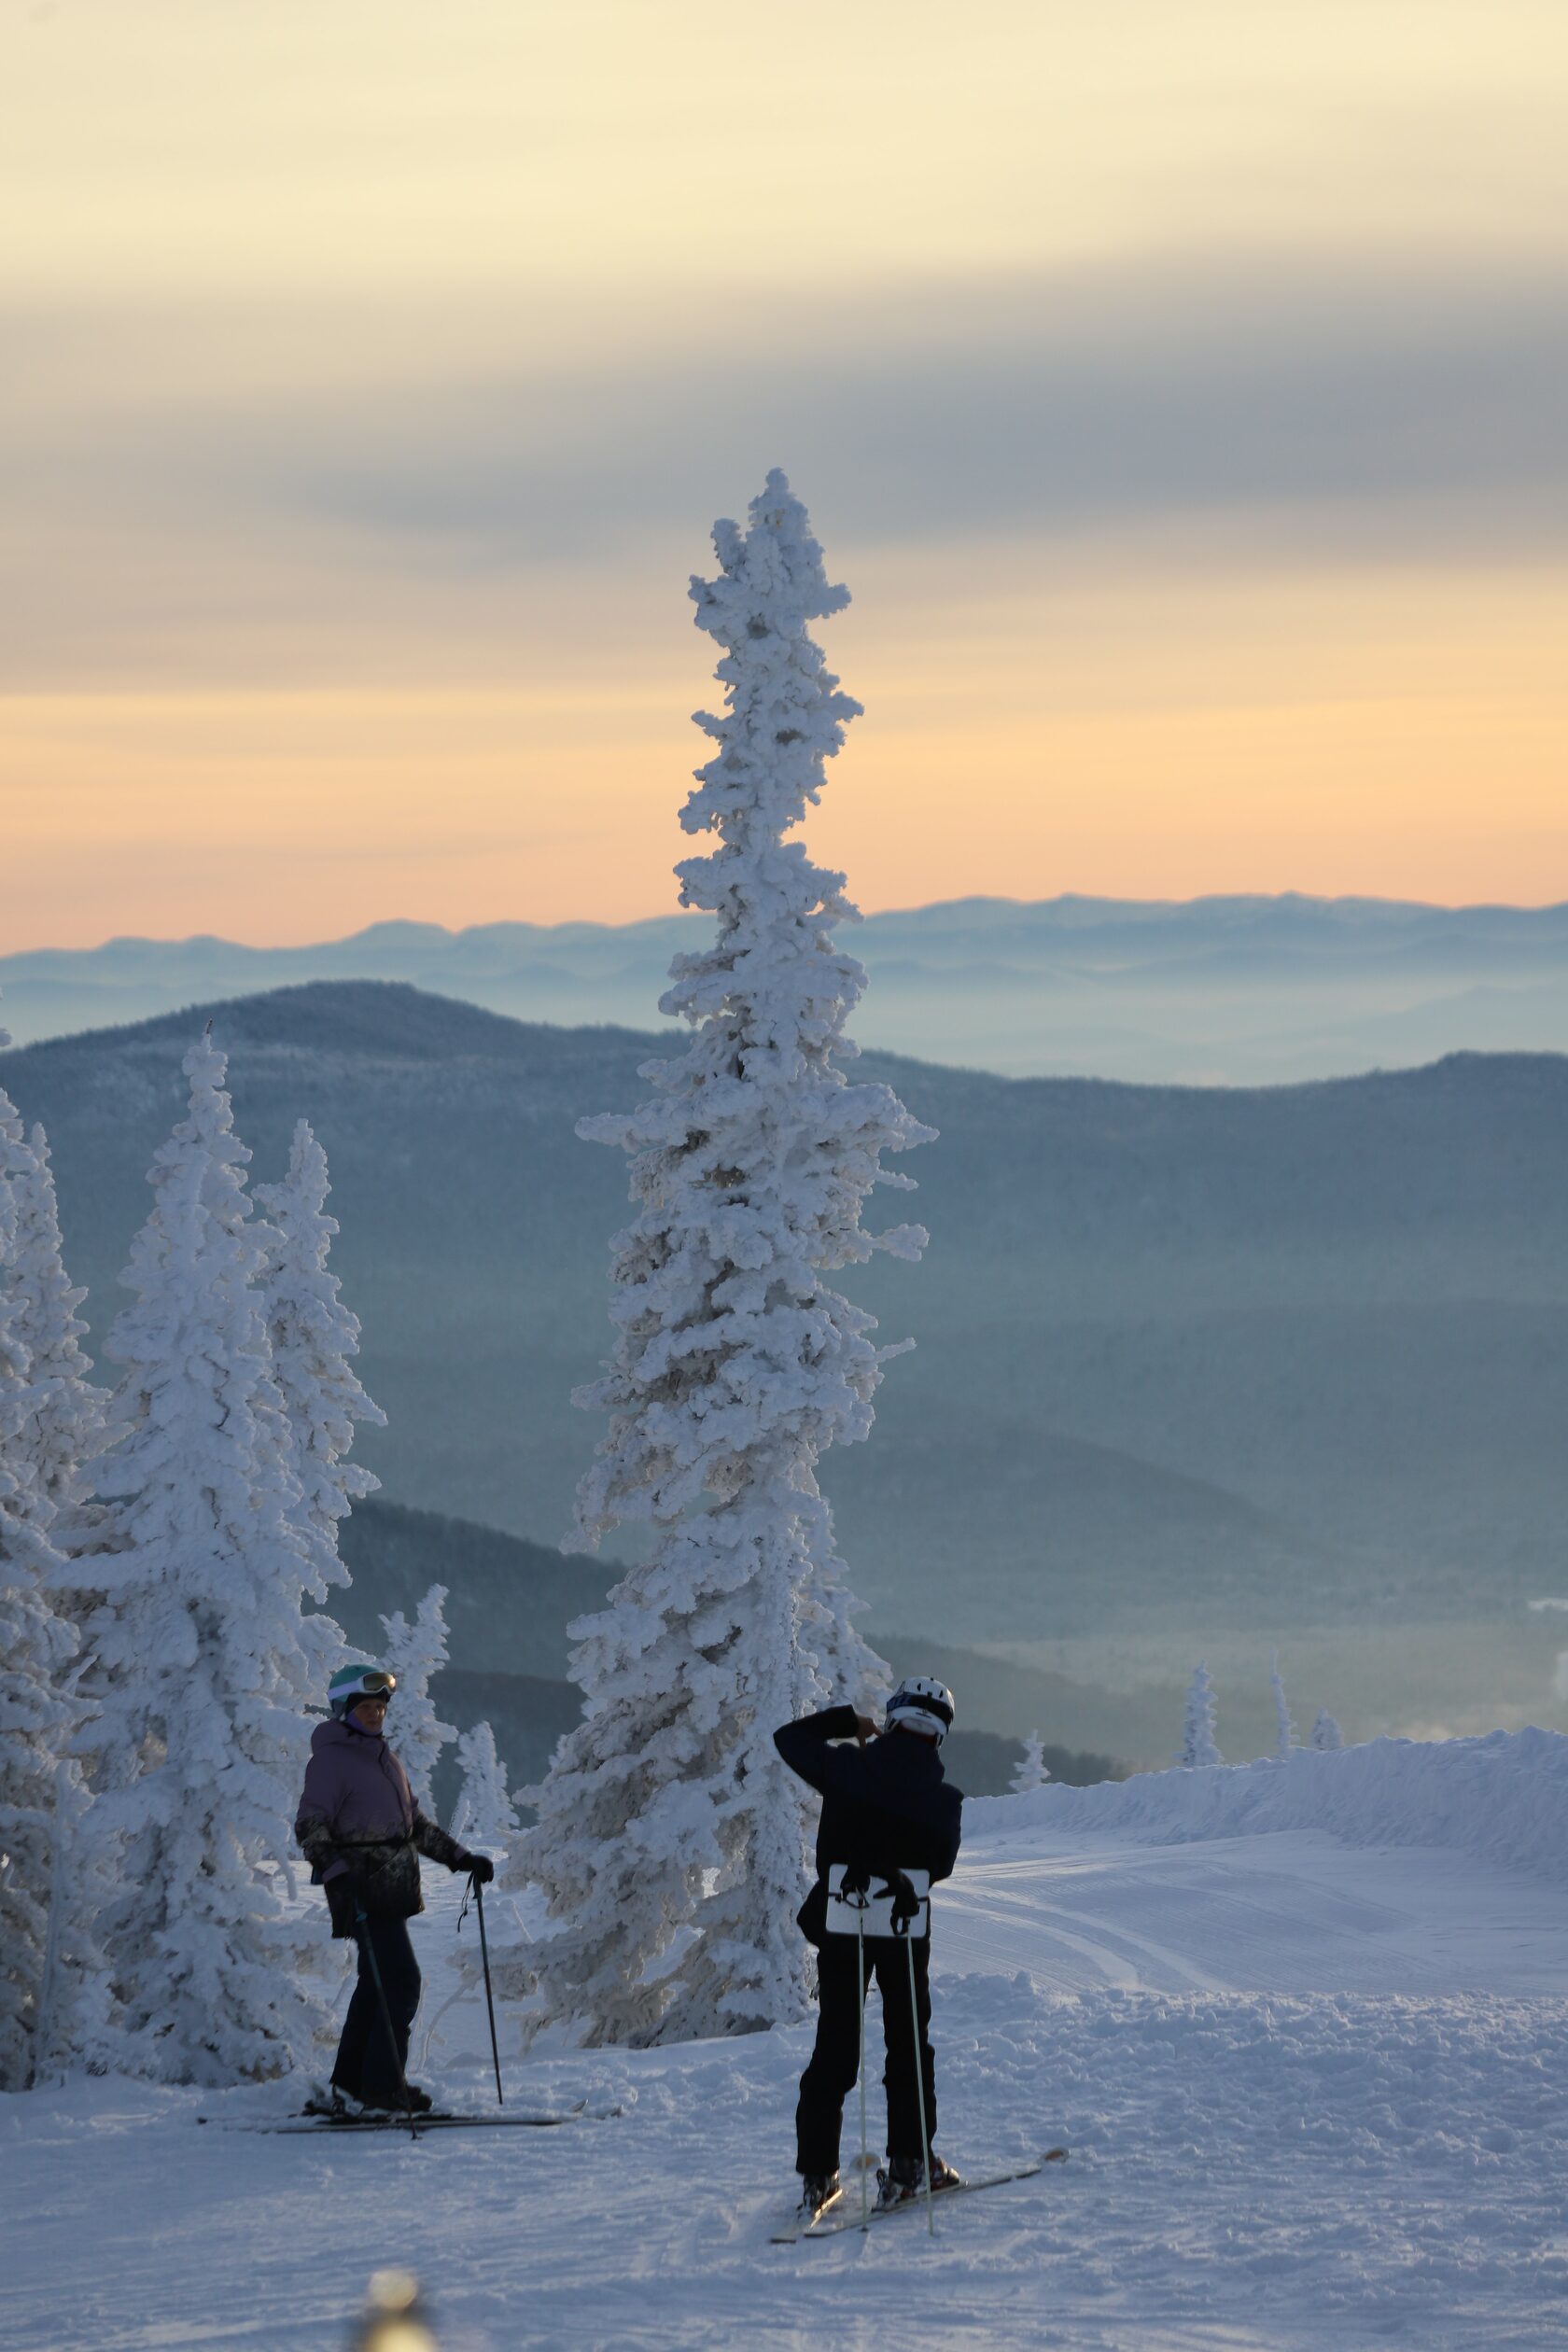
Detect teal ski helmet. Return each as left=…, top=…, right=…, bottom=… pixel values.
left=328, top=1663, right=397, bottom=1719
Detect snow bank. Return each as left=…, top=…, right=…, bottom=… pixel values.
left=972, top=1727, right=1568, bottom=1890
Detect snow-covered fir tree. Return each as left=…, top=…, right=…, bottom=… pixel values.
left=29, top=1657, right=118, bottom=2084
left=1270, top=1650, right=1295, bottom=1761
left=7, top=1124, right=108, bottom=1545
left=1011, top=1730, right=1052, bottom=1794
left=379, top=1584, right=455, bottom=1813
left=516, top=472, right=934, bottom=2045
left=255, top=1119, right=384, bottom=1620
left=1310, top=1707, right=1343, bottom=1751
left=1178, top=1662, right=1223, bottom=1768
left=85, top=1029, right=341, bottom=2084
left=0, top=1091, right=83, bottom=2090
left=0, top=1675, right=69, bottom=2091
left=452, top=1720, right=519, bottom=1850
left=252, top=1117, right=381, bottom=2025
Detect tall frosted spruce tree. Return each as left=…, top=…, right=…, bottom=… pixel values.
left=4, top=1111, right=115, bottom=2079
left=518, top=472, right=933, bottom=2045
left=256, top=1118, right=385, bottom=1634
left=0, top=1087, right=80, bottom=2088
left=88, top=1031, right=342, bottom=2083
left=253, top=1117, right=383, bottom=2014
left=8, top=1124, right=108, bottom=1541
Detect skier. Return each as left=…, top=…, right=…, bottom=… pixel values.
left=775, top=1675, right=964, bottom=2215
left=295, top=1662, right=495, bottom=2115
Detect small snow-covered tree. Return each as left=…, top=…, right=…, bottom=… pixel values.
left=86, top=1030, right=340, bottom=2084
left=452, top=1720, right=519, bottom=1850
left=517, top=472, right=933, bottom=2046
left=0, top=1094, right=83, bottom=2089
left=1309, top=1708, right=1343, bottom=1751
left=1177, top=1662, right=1222, bottom=1769
left=379, top=1584, right=455, bottom=1813
left=255, top=1120, right=384, bottom=1619
left=1269, top=1650, right=1295, bottom=1761
left=1011, top=1730, right=1052, bottom=1794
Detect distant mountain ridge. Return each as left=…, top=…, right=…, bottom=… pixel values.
left=7, top=980, right=1566, bottom=1673
left=5, top=893, right=1567, bottom=1083
left=336, top=1499, right=1127, bottom=1799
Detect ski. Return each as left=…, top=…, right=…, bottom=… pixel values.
left=771, top=2149, right=1067, bottom=2243
left=270, top=2111, right=590, bottom=2134
left=200, top=2100, right=601, bottom=2135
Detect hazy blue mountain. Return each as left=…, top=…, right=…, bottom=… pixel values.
left=7, top=984, right=1567, bottom=1682
left=333, top=1500, right=1127, bottom=1802
left=334, top=1497, right=616, bottom=1685
left=5, top=894, right=1567, bottom=1082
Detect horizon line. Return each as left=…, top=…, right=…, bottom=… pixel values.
left=8, top=886, right=1568, bottom=964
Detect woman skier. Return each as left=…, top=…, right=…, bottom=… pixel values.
left=775, top=1675, right=964, bottom=2215
left=295, top=1661, right=495, bottom=2115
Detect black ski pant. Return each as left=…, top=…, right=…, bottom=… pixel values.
left=333, top=1916, right=421, bottom=2107
left=795, top=1933, right=936, bottom=2177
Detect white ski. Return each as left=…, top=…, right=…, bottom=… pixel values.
left=771, top=2149, right=1066, bottom=2243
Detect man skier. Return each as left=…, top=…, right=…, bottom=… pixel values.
left=295, top=1662, right=495, bottom=2115
left=775, top=1675, right=964, bottom=2215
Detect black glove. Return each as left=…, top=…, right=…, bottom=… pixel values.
left=326, top=1875, right=363, bottom=1937
left=458, top=1853, right=495, bottom=1885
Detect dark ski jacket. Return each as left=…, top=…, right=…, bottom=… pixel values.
left=774, top=1704, right=964, bottom=1948
left=294, top=1717, right=469, bottom=1933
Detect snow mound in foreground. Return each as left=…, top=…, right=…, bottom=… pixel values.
left=973, top=1727, right=1568, bottom=1887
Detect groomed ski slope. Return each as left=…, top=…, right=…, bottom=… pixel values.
left=8, top=1732, right=1568, bottom=2352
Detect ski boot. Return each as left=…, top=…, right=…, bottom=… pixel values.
left=799, top=2170, right=841, bottom=2218
left=299, top=2085, right=332, bottom=2120
left=300, top=2081, right=369, bottom=2121
left=358, top=2082, right=435, bottom=2115
left=315, top=2080, right=435, bottom=2119
left=876, top=2153, right=962, bottom=2208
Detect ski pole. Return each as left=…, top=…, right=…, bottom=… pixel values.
left=355, top=1903, right=419, bottom=2139
left=472, top=1875, right=505, bottom=2107
left=856, top=1911, right=869, bottom=2232
left=905, top=1930, right=935, bottom=2236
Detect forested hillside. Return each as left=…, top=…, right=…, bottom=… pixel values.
left=8, top=983, right=1567, bottom=1654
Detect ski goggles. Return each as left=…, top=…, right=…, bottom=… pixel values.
left=343, top=1671, right=398, bottom=1702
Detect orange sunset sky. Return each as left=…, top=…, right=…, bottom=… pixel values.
left=5, top=0, right=1567, bottom=948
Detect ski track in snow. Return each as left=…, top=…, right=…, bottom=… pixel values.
left=8, top=1813, right=1568, bottom=2349
left=942, top=1830, right=1568, bottom=1997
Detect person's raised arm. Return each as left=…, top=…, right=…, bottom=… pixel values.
left=774, top=1705, right=878, bottom=1797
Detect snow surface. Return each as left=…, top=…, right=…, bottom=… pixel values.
left=8, top=1734, right=1568, bottom=2349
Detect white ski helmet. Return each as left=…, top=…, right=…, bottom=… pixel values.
left=885, top=1675, right=956, bottom=1743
